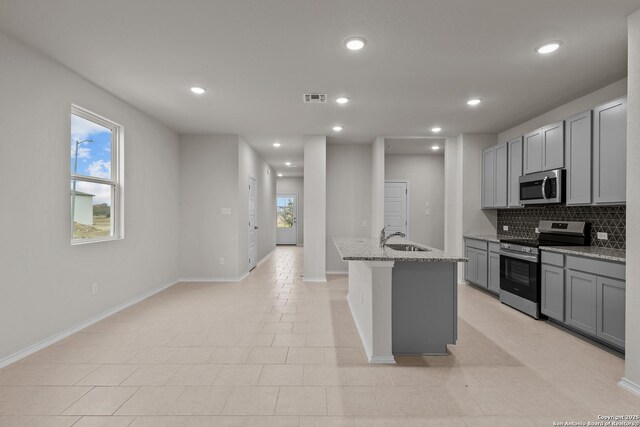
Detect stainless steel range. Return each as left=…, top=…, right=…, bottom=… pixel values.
left=499, top=221, right=590, bottom=319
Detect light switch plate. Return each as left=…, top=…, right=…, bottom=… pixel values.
left=597, top=232, right=608, bottom=240
left=221, top=208, right=232, bottom=215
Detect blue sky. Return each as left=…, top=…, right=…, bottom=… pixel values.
left=70, top=114, right=113, bottom=205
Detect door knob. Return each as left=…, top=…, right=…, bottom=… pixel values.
left=254, top=226, right=259, bottom=229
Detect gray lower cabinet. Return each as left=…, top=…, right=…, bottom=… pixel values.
left=596, top=276, right=625, bottom=348
left=541, top=264, right=564, bottom=322
left=565, top=111, right=592, bottom=205
left=487, top=250, right=500, bottom=294
left=476, top=249, right=488, bottom=288
left=565, top=270, right=598, bottom=336
left=507, top=136, right=523, bottom=207
left=593, top=98, right=627, bottom=204
left=464, top=247, right=478, bottom=283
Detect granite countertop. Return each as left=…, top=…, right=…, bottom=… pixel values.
left=333, top=237, right=467, bottom=263
left=463, top=234, right=505, bottom=243
left=540, top=246, right=626, bottom=263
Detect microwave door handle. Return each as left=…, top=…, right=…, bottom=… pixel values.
left=541, top=176, right=548, bottom=200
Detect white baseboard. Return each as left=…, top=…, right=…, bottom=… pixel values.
left=370, top=355, right=397, bottom=364
left=179, top=272, right=248, bottom=283
left=619, top=377, right=640, bottom=397
left=0, top=279, right=179, bottom=369
left=326, top=270, right=348, bottom=275
left=303, top=276, right=327, bottom=283
left=257, top=249, right=275, bottom=267
left=347, top=294, right=396, bottom=365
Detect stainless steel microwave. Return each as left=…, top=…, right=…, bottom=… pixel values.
left=519, top=169, right=564, bottom=205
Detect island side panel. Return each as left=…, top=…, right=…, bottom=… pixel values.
left=391, top=262, right=457, bottom=355
left=347, top=261, right=374, bottom=355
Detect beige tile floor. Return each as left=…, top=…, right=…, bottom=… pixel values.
left=0, top=246, right=638, bottom=426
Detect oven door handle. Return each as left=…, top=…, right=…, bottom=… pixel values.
left=541, top=176, right=548, bottom=200
left=499, top=250, right=539, bottom=263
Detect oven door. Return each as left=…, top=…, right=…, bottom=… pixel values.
left=499, top=250, right=540, bottom=302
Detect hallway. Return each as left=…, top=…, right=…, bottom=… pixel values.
left=0, top=246, right=637, bottom=426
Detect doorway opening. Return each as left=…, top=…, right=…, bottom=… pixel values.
left=384, top=181, right=409, bottom=237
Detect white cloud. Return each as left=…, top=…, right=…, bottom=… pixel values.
left=86, top=160, right=111, bottom=179
left=71, top=114, right=109, bottom=143
left=75, top=180, right=112, bottom=205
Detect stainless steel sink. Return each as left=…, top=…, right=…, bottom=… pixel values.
left=385, top=243, right=429, bottom=252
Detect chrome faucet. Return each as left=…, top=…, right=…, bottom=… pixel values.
left=380, top=225, right=405, bottom=247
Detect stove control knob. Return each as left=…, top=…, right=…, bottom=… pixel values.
left=502, top=244, right=510, bottom=249
left=524, top=247, right=532, bottom=253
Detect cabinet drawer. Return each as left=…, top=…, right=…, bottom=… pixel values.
left=465, top=239, right=488, bottom=251
left=488, top=242, right=501, bottom=253
left=566, top=255, right=625, bottom=280
left=541, top=251, right=564, bottom=267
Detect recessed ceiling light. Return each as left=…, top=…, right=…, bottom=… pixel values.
left=190, top=86, right=206, bottom=95
left=332, top=126, right=343, bottom=132
left=336, top=97, right=349, bottom=104
left=431, top=127, right=442, bottom=133
left=345, top=37, right=366, bottom=51
left=273, top=142, right=281, bottom=148
left=467, top=98, right=482, bottom=106
left=285, top=162, right=291, bottom=166
left=432, top=145, right=441, bottom=150
left=536, top=41, right=562, bottom=54
left=277, top=173, right=283, bottom=177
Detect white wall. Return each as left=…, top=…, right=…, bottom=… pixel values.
left=238, top=137, right=276, bottom=270
left=370, top=137, right=385, bottom=238
left=303, top=136, right=327, bottom=281
left=498, top=78, right=627, bottom=143
left=385, top=154, right=445, bottom=249
left=179, top=134, right=240, bottom=279
left=326, top=144, right=372, bottom=273
left=0, top=31, right=180, bottom=362
left=624, top=7, right=640, bottom=394
left=276, top=177, right=304, bottom=245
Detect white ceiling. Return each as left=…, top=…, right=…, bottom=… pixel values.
left=0, top=0, right=638, bottom=171
left=384, top=138, right=446, bottom=156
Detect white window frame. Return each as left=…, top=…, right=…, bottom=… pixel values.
left=70, top=105, right=124, bottom=245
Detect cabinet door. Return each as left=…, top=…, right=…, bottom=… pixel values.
left=593, top=98, right=627, bottom=204
left=565, top=111, right=592, bottom=205
left=541, top=264, right=565, bottom=322
left=596, top=276, right=625, bottom=348
left=494, top=142, right=508, bottom=208
left=482, top=147, right=495, bottom=209
left=565, top=270, right=598, bottom=335
left=488, top=251, right=500, bottom=294
left=542, top=121, right=564, bottom=171
left=465, top=247, right=477, bottom=283
left=524, top=129, right=542, bottom=174
left=507, top=136, right=523, bottom=207
left=476, top=249, right=488, bottom=288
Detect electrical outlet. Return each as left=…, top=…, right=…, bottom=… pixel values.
left=361, top=220, right=367, bottom=227
left=219, top=257, right=225, bottom=265
left=597, top=232, right=608, bottom=240
left=425, top=209, right=430, bottom=216
left=502, top=225, right=508, bottom=231
left=91, top=283, right=98, bottom=295
left=221, top=208, right=231, bottom=215
left=535, top=227, right=540, bottom=234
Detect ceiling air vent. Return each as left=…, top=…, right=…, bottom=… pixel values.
left=303, top=93, right=327, bottom=103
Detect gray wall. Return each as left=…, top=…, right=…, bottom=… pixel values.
left=0, top=31, right=181, bottom=362
left=179, top=135, right=240, bottom=279
left=385, top=154, right=445, bottom=249
left=625, top=7, right=640, bottom=392
left=327, top=144, right=372, bottom=273
left=276, top=177, right=304, bottom=245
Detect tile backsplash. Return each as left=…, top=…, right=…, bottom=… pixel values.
left=497, top=205, right=626, bottom=249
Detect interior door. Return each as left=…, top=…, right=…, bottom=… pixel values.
left=248, top=176, right=257, bottom=271
left=276, top=194, right=297, bottom=245
left=384, top=181, right=407, bottom=236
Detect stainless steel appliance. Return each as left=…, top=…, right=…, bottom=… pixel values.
left=499, top=221, right=590, bottom=319
left=519, top=169, right=564, bottom=205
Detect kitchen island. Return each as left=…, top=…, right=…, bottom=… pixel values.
left=334, top=237, right=467, bottom=364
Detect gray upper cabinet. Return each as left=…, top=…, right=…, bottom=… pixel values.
left=524, top=129, right=542, bottom=174
left=507, top=137, right=523, bottom=207
left=481, top=142, right=508, bottom=209
left=481, top=147, right=495, bottom=209
left=494, top=143, right=508, bottom=208
left=565, top=270, right=598, bottom=336
left=596, top=276, right=625, bottom=348
left=541, top=263, right=565, bottom=322
left=541, top=121, right=564, bottom=170
left=565, top=111, right=593, bottom=205
left=593, top=98, right=627, bottom=204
